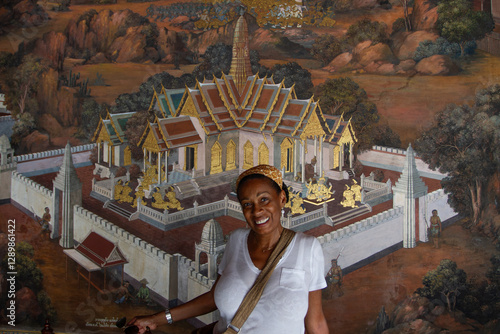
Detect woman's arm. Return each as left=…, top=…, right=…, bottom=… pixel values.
left=305, top=289, right=329, bottom=334
left=127, top=276, right=219, bottom=333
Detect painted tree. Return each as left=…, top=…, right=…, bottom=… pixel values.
left=417, top=259, right=467, bottom=312
left=266, top=62, right=313, bottom=99
left=4, top=54, right=48, bottom=117
left=414, top=84, right=500, bottom=226
left=314, top=77, right=380, bottom=151
left=436, top=0, right=494, bottom=56
left=399, top=0, right=412, bottom=32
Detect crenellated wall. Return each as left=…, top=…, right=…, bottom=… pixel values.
left=319, top=206, right=404, bottom=274
left=11, top=171, right=53, bottom=218
left=73, top=205, right=175, bottom=301
left=319, top=188, right=457, bottom=275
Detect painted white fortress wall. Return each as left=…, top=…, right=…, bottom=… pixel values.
left=11, top=172, right=53, bottom=218
left=73, top=206, right=175, bottom=301
left=358, top=146, right=446, bottom=180
left=418, top=189, right=457, bottom=242
left=319, top=207, right=404, bottom=272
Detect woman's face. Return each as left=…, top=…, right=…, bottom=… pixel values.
left=238, top=177, right=286, bottom=236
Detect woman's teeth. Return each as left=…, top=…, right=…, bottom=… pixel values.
left=256, top=217, right=269, bottom=225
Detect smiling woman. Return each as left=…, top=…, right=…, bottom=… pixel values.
left=128, top=165, right=329, bottom=334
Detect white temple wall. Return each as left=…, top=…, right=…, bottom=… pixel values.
left=319, top=207, right=404, bottom=273
left=239, top=132, right=274, bottom=167
left=11, top=171, right=53, bottom=220
left=113, top=145, right=121, bottom=166
left=418, top=189, right=457, bottom=242
left=73, top=206, right=175, bottom=301
left=190, top=116, right=207, bottom=171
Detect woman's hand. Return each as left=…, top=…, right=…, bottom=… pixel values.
left=126, top=313, right=163, bottom=334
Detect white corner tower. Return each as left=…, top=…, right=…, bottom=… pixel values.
left=392, top=144, right=428, bottom=248
left=52, top=142, right=82, bottom=248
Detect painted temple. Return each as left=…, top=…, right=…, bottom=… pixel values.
left=92, top=15, right=356, bottom=197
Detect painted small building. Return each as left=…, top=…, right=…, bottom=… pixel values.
left=92, top=111, right=136, bottom=177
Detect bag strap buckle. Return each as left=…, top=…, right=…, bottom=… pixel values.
left=226, top=323, right=240, bottom=333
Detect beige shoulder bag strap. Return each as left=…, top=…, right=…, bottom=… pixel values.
left=223, top=228, right=296, bottom=334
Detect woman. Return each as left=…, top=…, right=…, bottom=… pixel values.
left=128, top=165, right=328, bottom=333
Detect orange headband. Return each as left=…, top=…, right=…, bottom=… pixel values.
left=236, top=165, right=283, bottom=191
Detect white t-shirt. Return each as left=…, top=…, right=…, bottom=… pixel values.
left=213, top=228, right=326, bottom=334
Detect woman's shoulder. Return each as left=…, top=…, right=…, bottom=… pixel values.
left=291, top=230, right=321, bottom=247
left=228, top=228, right=250, bottom=241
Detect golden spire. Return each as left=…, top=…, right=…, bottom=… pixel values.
left=229, top=15, right=252, bottom=94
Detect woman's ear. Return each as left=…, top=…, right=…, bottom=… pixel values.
left=280, top=189, right=287, bottom=206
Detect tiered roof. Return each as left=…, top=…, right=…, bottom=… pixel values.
left=139, top=115, right=203, bottom=153
left=149, top=86, right=186, bottom=118
left=175, top=73, right=352, bottom=143
left=75, top=232, right=128, bottom=268
left=93, top=111, right=135, bottom=145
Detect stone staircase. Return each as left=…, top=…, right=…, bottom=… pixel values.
left=167, top=170, right=192, bottom=184
left=104, top=200, right=135, bottom=220
left=174, top=179, right=201, bottom=200
left=330, top=204, right=371, bottom=226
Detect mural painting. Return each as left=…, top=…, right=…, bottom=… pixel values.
left=0, top=0, right=499, bottom=333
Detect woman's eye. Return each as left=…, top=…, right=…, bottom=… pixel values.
left=260, top=197, right=269, bottom=203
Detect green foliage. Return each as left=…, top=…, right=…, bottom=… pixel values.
left=11, top=112, right=36, bottom=149
left=112, top=72, right=196, bottom=113
left=436, top=0, right=494, bottom=56
left=4, top=54, right=47, bottom=117
left=314, top=77, right=380, bottom=150
left=78, top=98, right=107, bottom=140
left=37, top=291, right=57, bottom=324
left=414, top=37, right=476, bottom=61
left=193, top=43, right=233, bottom=80
left=265, top=62, right=313, bottom=99
left=124, top=110, right=155, bottom=161
left=0, top=51, right=20, bottom=68
left=417, top=259, right=467, bottom=311
left=371, top=124, right=401, bottom=148
left=15, top=241, right=34, bottom=257
left=345, top=18, right=388, bottom=47
left=92, top=72, right=107, bottom=86
left=311, top=34, right=345, bottom=65
left=62, top=70, right=81, bottom=87
left=2, top=242, right=43, bottom=293
left=391, top=18, right=406, bottom=35
left=414, top=84, right=500, bottom=225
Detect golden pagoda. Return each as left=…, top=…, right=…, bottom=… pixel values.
left=229, top=15, right=253, bottom=94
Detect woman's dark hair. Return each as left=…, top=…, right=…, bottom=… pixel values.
left=237, top=174, right=289, bottom=203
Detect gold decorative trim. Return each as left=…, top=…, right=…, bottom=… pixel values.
left=272, top=88, right=293, bottom=134
left=198, top=81, right=222, bottom=132
left=260, top=81, right=284, bottom=132
left=241, top=74, right=258, bottom=110
left=222, top=73, right=240, bottom=109
left=280, top=137, right=293, bottom=172
left=243, top=140, right=254, bottom=170
left=292, top=97, right=313, bottom=138
left=258, top=142, right=269, bottom=165
left=155, top=115, right=171, bottom=150
left=210, top=141, right=223, bottom=174
left=181, top=89, right=210, bottom=135
left=226, top=140, right=237, bottom=171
